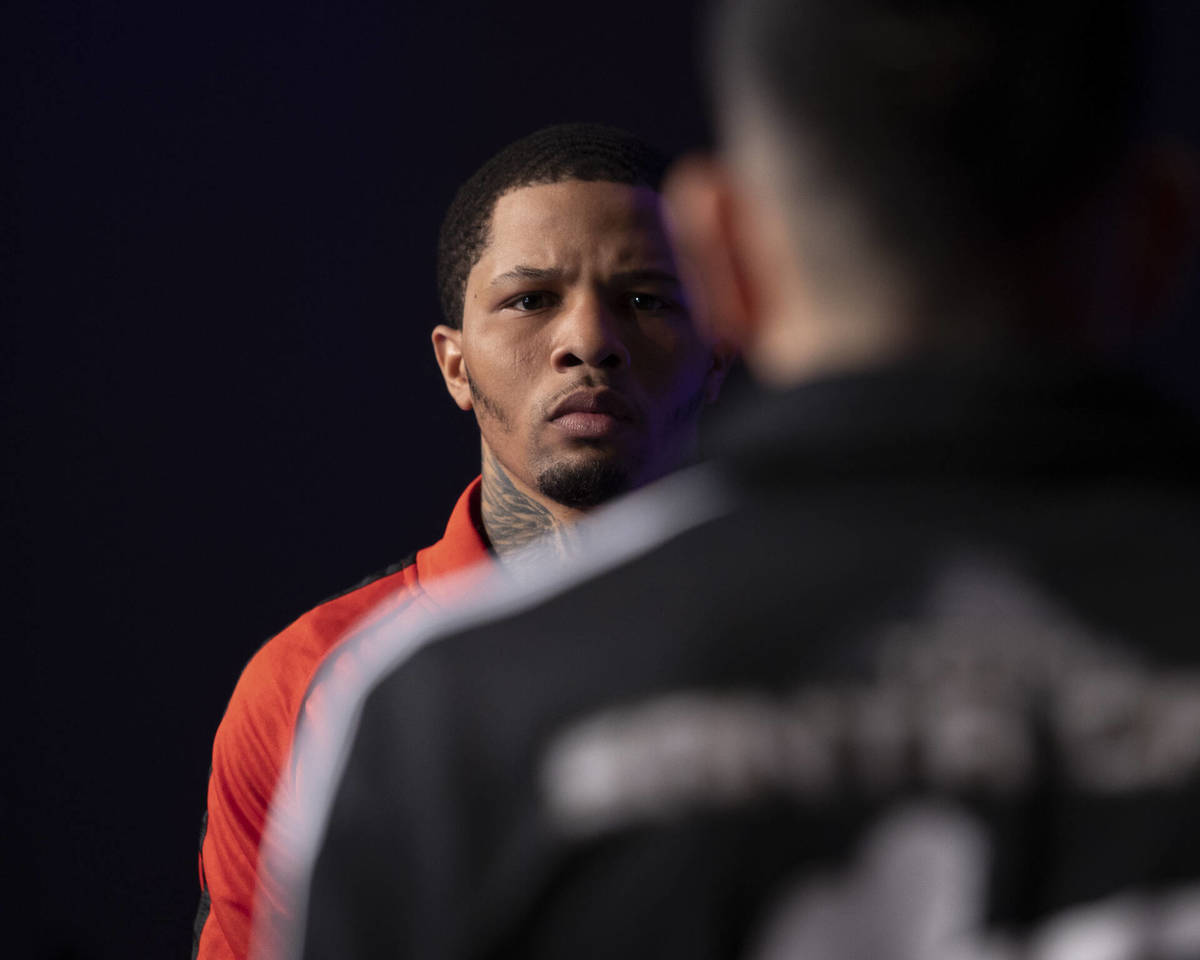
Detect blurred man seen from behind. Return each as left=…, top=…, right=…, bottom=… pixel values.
left=272, top=3, right=1200, bottom=959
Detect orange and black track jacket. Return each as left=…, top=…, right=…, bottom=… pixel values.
left=193, top=478, right=491, bottom=960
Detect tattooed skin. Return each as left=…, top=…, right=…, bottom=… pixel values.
left=481, top=448, right=579, bottom=568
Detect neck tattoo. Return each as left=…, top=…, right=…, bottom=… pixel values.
left=481, top=449, right=578, bottom=567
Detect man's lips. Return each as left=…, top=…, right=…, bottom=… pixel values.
left=549, top=389, right=637, bottom=421
left=548, top=390, right=637, bottom=439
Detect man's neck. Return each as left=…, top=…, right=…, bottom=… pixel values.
left=480, top=448, right=581, bottom=568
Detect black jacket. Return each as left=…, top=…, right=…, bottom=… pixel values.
left=288, top=354, right=1200, bottom=960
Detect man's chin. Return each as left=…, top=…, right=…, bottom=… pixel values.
left=535, top=459, right=632, bottom=510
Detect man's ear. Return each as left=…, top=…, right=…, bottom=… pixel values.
left=702, top=339, right=738, bottom=405
left=432, top=325, right=473, bottom=412
left=664, top=154, right=760, bottom=354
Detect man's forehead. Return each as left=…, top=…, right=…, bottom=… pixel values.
left=492, top=178, right=662, bottom=223
left=473, top=180, right=674, bottom=279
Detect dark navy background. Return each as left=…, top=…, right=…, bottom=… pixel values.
left=5, top=1, right=1197, bottom=957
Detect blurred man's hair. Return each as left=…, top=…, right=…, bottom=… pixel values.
left=711, top=0, right=1144, bottom=313
left=436, top=123, right=670, bottom=329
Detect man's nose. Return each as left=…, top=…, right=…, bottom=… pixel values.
left=550, top=295, right=631, bottom=372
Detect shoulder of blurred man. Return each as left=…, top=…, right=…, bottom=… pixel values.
left=280, top=355, right=1200, bottom=960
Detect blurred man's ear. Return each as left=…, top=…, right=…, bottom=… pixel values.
left=432, top=325, right=474, bottom=412
left=665, top=155, right=760, bottom=354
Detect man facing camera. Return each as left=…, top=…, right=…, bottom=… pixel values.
left=192, top=123, right=730, bottom=960
left=271, top=2, right=1200, bottom=959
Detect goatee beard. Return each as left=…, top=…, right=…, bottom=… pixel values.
left=536, top=460, right=630, bottom=509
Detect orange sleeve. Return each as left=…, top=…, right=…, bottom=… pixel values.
left=197, top=481, right=487, bottom=958
left=197, top=635, right=298, bottom=960
left=196, top=564, right=431, bottom=959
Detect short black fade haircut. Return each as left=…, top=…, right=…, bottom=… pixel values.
left=436, top=123, right=670, bottom=328
left=711, top=0, right=1145, bottom=297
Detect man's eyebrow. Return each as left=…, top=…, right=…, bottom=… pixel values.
left=489, top=265, right=563, bottom=288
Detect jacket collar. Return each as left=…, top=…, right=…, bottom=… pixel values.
left=415, top=476, right=493, bottom=606
left=712, top=350, right=1200, bottom=488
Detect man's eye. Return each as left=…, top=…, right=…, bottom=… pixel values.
left=628, top=293, right=671, bottom=312
left=510, top=293, right=552, bottom=311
